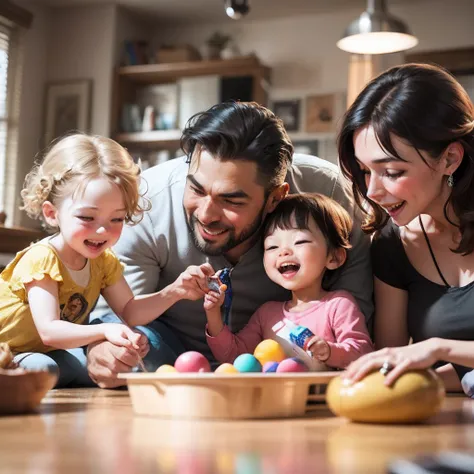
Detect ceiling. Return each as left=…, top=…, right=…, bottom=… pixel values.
left=24, top=0, right=429, bottom=25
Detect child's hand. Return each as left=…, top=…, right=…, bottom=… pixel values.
left=134, top=331, right=149, bottom=358
left=204, top=289, right=226, bottom=311
left=306, top=336, right=331, bottom=362
left=102, top=323, right=141, bottom=349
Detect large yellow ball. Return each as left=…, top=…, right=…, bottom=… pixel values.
left=326, top=369, right=445, bottom=423
left=253, top=339, right=286, bottom=366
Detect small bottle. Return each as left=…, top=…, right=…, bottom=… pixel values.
left=284, top=319, right=315, bottom=351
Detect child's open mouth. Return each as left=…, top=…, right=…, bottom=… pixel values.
left=278, top=262, right=300, bottom=275
left=84, top=240, right=106, bottom=250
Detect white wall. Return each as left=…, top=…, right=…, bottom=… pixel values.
left=15, top=2, right=50, bottom=227
left=149, top=0, right=474, bottom=163
left=10, top=0, right=474, bottom=226
left=152, top=0, right=474, bottom=100
left=46, top=5, right=116, bottom=137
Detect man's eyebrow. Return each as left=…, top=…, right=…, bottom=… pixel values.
left=186, top=175, right=250, bottom=199
left=186, top=175, right=204, bottom=190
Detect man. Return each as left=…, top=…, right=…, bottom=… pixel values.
left=88, top=101, right=372, bottom=387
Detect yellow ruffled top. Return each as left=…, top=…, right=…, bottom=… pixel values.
left=0, top=242, right=124, bottom=354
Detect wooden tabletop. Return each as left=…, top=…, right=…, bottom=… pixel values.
left=1, top=389, right=474, bottom=473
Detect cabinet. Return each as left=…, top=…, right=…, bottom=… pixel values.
left=111, top=55, right=270, bottom=151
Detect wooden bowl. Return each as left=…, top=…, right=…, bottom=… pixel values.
left=326, top=368, right=445, bottom=423
left=0, top=369, right=58, bottom=415
left=119, top=371, right=338, bottom=420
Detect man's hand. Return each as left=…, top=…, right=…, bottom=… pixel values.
left=170, top=263, right=215, bottom=301
left=87, top=336, right=149, bottom=389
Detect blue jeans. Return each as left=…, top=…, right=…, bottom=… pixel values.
left=14, top=347, right=95, bottom=388
left=136, top=319, right=186, bottom=371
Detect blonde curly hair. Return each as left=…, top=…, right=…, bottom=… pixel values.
left=21, top=134, right=149, bottom=227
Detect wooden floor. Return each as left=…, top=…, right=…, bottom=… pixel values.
left=1, top=389, right=474, bottom=473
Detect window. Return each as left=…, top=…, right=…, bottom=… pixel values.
left=0, top=22, right=19, bottom=225
left=0, top=3, right=32, bottom=227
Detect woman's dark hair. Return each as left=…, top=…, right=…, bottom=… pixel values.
left=338, top=63, right=474, bottom=254
left=262, top=193, right=352, bottom=287
left=181, top=101, right=294, bottom=190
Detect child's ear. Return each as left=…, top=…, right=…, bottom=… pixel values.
left=42, top=201, right=58, bottom=227
left=326, top=248, right=346, bottom=270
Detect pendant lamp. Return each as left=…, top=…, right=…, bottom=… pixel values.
left=337, top=0, right=418, bottom=55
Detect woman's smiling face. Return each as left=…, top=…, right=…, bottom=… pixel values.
left=353, top=125, right=450, bottom=226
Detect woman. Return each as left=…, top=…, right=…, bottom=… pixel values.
left=337, top=63, right=474, bottom=395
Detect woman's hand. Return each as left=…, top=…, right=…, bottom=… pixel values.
left=344, top=338, right=443, bottom=386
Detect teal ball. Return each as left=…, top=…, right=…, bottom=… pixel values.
left=233, top=354, right=262, bottom=373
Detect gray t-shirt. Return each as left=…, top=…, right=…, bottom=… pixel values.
left=92, top=154, right=373, bottom=361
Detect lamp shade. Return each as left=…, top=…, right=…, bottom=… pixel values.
left=337, top=0, right=418, bottom=55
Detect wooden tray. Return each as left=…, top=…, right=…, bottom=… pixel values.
left=119, top=371, right=338, bottom=420
left=0, top=369, right=57, bottom=415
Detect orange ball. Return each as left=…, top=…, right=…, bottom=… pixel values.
left=215, top=363, right=239, bottom=374
left=253, top=339, right=286, bottom=365
left=156, top=364, right=177, bottom=373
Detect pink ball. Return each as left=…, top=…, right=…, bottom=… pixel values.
left=174, top=351, right=211, bottom=373
left=276, top=358, right=308, bottom=373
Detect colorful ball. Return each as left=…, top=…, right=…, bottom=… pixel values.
left=253, top=339, right=286, bottom=365
left=276, top=358, right=308, bottom=373
left=215, top=363, right=239, bottom=374
left=233, top=353, right=262, bottom=373
left=156, top=364, right=177, bottom=373
left=262, top=361, right=279, bottom=373
left=174, top=351, right=211, bottom=373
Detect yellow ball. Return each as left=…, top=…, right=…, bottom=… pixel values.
left=215, top=363, right=239, bottom=374
left=253, top=339, right=286, bottom=365
left=156, top=364, right=177, bottom=373
left=326, top=369, right=445, bottom=423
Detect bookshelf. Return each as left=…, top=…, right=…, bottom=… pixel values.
left=111, top=55, right=270, bottom=150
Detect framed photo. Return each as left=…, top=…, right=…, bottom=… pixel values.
left=305, top=94, right=336, bottom=133
left=44, top=80, right=92, bottom=146
left=272, top=99, right=300, bottom=132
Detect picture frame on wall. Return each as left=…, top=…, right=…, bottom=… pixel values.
left=272, top=99, right=300, bottom=132
left=305, top=94, right=336, bottom=133
left=44, top=79, right=92, bottom=147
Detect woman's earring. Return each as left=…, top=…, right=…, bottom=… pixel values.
left=447, top=174, right=454, bottom=188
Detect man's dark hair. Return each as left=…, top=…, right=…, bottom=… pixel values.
left=181, top=101, right=294, bottom=190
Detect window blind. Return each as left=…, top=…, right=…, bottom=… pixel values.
left=0, top=20, right=22, bottom=226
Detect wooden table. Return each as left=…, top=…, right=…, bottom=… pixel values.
left=1, top=389, right=473, bottom=473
